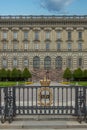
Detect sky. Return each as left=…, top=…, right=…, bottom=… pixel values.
left=0, top=0, right=87, bottom=15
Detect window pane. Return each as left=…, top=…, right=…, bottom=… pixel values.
left=2, top=58, right=7, bottom=68
left=78, top=32, right=82, bottom=39
left=13, top=32, right=17, bottom=39
left=46, top=31, right=50, bottom=39
left=13, top=58, right=17, bottom=67
left=24, top=32, right=28, bottom=39
left=35, top=44, right=39, bottom=50
left=3, top=32, right=7, bottom=39
left=13, top=43, right=17, bottom=50
left=78, top=58, right=82, bottom=67
left=24, top=58, right=28, bottom=67
left=68, top=43, right=71, bottom=50
left=55, top=56, right=62, bottom=69
left=3, top=43, right=7, bottom=50
left=57, top=31, right=61, bottom=39
left=24, top=42, right=28, bottom=50
left=33, top=56, right=40, bottom=69
left=67, top=58, right=72, bottom=68
left=35, top=31, right=39, bottom=40
left=78, top=43, right=82, bottom=50
left=46, top=43, right=49, bottom=50
left=57, top=42, right=61, bottom=50
left=44, top=56, right=51, bottom=69
left=68, top=31, right=71, bottom=40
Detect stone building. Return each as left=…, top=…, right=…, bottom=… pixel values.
left=0, top=15, right=87, bottom=80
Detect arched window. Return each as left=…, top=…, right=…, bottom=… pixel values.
left=2, top=57, right=7, bottom=68
left=67, top=57, right=72, bottom=68
left=23, top=57, right=29, bottom=67
left=13, top=57, right=18, bottom=67
left=44, top=56, right=51, bottom=70
left=55, top=56, right=62, bottom=70
left=33, top=56, right=40, bottom=69
left=78, top=57, right=82, bottom=67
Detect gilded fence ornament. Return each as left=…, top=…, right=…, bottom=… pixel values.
left=38, top=73, right=53, bottom=106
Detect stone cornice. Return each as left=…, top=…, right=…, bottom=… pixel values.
left=0, top=15, right=87, bottom=27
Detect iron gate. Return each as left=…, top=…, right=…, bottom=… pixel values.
left=0, top=85, right=87, bottom=123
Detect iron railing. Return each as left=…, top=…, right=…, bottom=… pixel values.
left=0, top=85, right=87, bottom=123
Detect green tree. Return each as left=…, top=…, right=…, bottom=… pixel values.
left=63, top=68, right=72, bottom=81
left=83, top=69, right=87, bottom=80
left=11, top=68, right=18, bottom=81
left=17, top=70, right=22, bottom=81
left=22, top=68, right=32, bottom=81
left=73, top=68, right=83, bottom=81
left=0, top=68, right=7, bottom=81
left=0, top=69, right=2, bottom=81
left=7, top=69, right=11, bottom=81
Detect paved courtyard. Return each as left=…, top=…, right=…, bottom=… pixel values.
left=0, top=120, right=87, bottom=129
left=29, top=81, right=68, bottom=86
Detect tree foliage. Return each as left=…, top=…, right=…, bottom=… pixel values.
left=63, top=68, right=72, bottom=81
left=83, top=69, right=87, bottom=80
left=0, top=68, right=32, bottom=81
left=11, top=68, right=18, bottom=81
left=73, top=68, right=83, bottom=81
left=22, top=68, right=32, bottom=80
left=0, top=68, right=7, bottom=81
left=7, top=69, right=11, bottom=81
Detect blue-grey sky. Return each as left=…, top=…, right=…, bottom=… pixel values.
left=0, top=0, right=87, bottom=15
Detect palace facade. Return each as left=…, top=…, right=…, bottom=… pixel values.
left=0, top=15, right=87, bottom=80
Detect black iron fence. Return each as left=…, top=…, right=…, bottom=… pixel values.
left=0, top=85, right=87, bottom=123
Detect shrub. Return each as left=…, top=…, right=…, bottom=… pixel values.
left=63, top=68, right=72, bottom=81
left=73, top=68, right=83, bottom=81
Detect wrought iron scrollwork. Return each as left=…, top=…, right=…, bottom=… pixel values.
left=1, top=87, right=15, bottom=123
left=76, top=88, right=87, bottom=123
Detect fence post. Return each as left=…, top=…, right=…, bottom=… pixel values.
left=13, top=87, right=16, bottom=116
left=75, top=86, right=86, bottom=123
left=75, top=86, right=78, bottom=116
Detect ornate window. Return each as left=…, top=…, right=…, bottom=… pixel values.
left=24, top=41, right=28, bottom=50
left=68, top=43, right=72, bottom=51
left=57, top=42, right=61, bottom=50
left=34, top=44, right=39, bottom=50
left=68, top=31, right=71, bottom=40
left=2, top=57, right=7, bottom=68
left=13, top=32, right=18, bottom=39
left=78, top=57, right=82, bottom=67
left=55, top=56, right=62, bottom=70
left=24, top=31, right=28, bottom=39
left=78, top=31, right=82, bottom=40
left=33, top=56, right=40, bottom=69
left=44, top=56, right=51, bottom=70
left=67, top=57, right=72, bottom=68
left=46, top=42, right=50, bottom=50
left=23, top=57, right=29, bottom=67
left=46, top=31, right=50, bottom=40
left=78, top=42, right=82, bottom=51
left=57, top=31, right=61, bottom=39
left=13, top=57, right=18, bottom=67
left=3, top=32, right=7, bottom=39
left=35, top=31, right=39, bottom=40
left=3, top=43, right=7, bottom=50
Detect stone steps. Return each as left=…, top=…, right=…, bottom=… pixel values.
left=31, top=69, right=63, bottom=81
left=0, top=119, right=87, bottom=129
